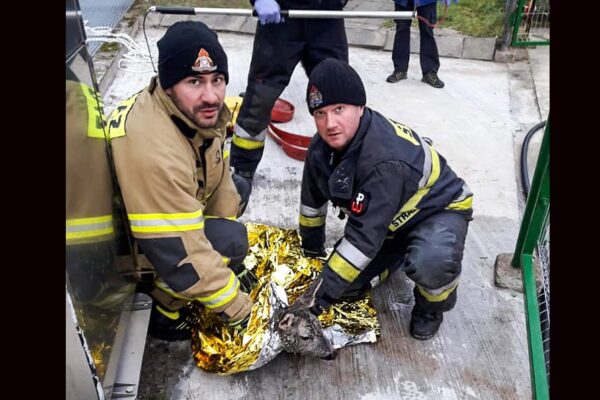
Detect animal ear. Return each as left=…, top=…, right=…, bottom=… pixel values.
left=277, top=312, right=295, bottom=332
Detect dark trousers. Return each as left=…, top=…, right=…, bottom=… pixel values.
left=391, top=1, right=440, bottom=75
left=355, top=211, right=470, bottom=313
left=231, top=19, right=348, bottom=172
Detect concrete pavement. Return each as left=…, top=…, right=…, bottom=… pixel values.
left=95, top=5, right=549, bottom=397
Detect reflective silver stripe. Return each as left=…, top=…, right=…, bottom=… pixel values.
left=423, top=275, right=460, bottom=296
left=336, top=238, right=372, bottom=271
left=198, top=274, right=240, bottom=309
left=300, top=203, right=328, bottom=217
left=129, top=215, right=204, bottom=228
left=418, top=139, right=433, bottom=189
left=66, top=220, right=112, bottom=233
left=234, top=123, right=267, bottom=142
left=454, top=183, right=473, bottom=201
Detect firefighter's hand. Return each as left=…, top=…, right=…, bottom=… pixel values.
left=301, top=246, right=327, bottom=259
left=227, top=313, right=250, bottom=335
left=254, top=0, right=282, bottom=25
left=232, top=264, right=259, bottom=294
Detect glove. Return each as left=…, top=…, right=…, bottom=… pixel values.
left=227, top=313, right=250, bottom=335
left=309, top=283, right=331, bottom=316
left=439, top=0, right=459, bottom=6
left=231, top=264, right=259, bottom=294
left=301, top=247, right=327, bottom=259
left=254, top=0, right=282, bottom=25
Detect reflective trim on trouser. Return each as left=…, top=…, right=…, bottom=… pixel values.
left=300, top=203, right=328, bottom=217
left=416, top=278, right=459, bottom=302
left=413, top=285, right=457, bottom=313
left=299, top=214, right=326, bottom=227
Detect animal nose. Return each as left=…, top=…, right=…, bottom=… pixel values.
left=322, top=351, right=337, bottom=361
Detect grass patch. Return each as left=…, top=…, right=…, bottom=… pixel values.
left=381, top=0, right=505, bottom=38
left=100, top=42, right=121, bottom=52
left=439, top=0, right=505, bottom=37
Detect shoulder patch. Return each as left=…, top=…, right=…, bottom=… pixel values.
left=350, top=191, right=369, bottom=216
left=107, top=93, right=140, bottom=140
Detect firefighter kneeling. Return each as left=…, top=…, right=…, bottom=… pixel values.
left=299, top=59, right=473, bottom=340
left=109, top=21, right=256, bottom=341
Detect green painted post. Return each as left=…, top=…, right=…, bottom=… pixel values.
left=521, top=254, right=550, bottom=400
left=510, top=116, right=551, bottom=399
left=512, top=118, right=550, bottom=267
left=511, top=0, right=526, bottom=46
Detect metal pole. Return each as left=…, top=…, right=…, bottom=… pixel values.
left=149, top=6, right=415, bottom=19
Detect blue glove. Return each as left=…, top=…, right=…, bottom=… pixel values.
left=254, top=0, right=282, bottom=25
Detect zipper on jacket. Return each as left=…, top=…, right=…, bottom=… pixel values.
left=198, top=139, right=214, bottom=199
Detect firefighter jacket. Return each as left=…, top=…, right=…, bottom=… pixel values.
left=66, top=78, right=114, bottom=246
left=299, top=108, right=473, bottom=304
left=107, top=76, right=250, bottom=322
left=250, top=0, right=346, bottom=11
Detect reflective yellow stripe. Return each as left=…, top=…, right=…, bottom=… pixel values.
left=156, top=305, right=180, bottom=320
left=328, top=252, right=360, bottom=282
left=223, top=149, right=230, bottom=159
left=232, top=134, right=265, bottom=150
left=66, top=215, right=113, bottom=241
left=128, top=209, right=204, bottom=233
left=222, top=256, right=230, bottom=265
left=79, top=83, right=106, bottom=139
left=389, top=146, right=441, bottom=232
left=446, top=195, right=473, bottom=211
left=196, top=272, right=240, bottom=309
left=417, top=283, right=458, bottom=302
left=299, top=214, right=326, bottom=228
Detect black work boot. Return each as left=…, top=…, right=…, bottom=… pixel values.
left=386, top=70, right=407, bottom=83
left=421, top=71, right=445, bottom=88
left=409, top=303, right=443, bottom=340
left=148, top=304, right=195, bottom=341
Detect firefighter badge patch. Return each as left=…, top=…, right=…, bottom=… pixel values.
left=192, top=48, right=217, bottom=73
left=350, top=191, right=369, bottom=216
left=308, top=85, right=323, bottom=109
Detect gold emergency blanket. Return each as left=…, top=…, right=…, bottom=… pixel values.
left=191, top=223, right=380, bottom=375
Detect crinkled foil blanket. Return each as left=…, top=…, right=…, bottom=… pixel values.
left=191, top=223, right=380, bottom=375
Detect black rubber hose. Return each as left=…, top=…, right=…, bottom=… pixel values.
left=520, top=120, right=546, bottom=198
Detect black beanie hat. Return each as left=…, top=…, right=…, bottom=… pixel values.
left=157, top=21, right=229, bottom=89
left=306, top=58, right=366, bottom=115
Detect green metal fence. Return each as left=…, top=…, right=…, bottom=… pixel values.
left=511, top=117, right=550, bottom=400
left=511, top=0, right=550, bottom=46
